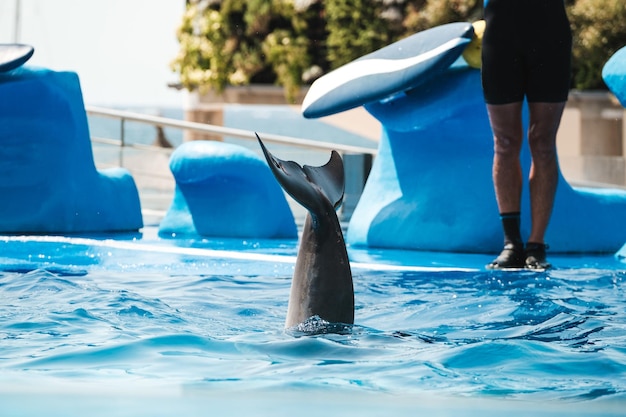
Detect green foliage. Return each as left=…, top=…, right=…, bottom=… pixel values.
left=567, top=0, right=626, bottom=90
left=404, top=0, right=481, bottom=32
left=170, top=5, right=232, bottom=92
left=263, top=29, right=311, bottom=101
left=171, top=0, right=626, bottom=99
left=171, top=0, right=323, bottom=102
left=325, top=0, right=398, bottom=69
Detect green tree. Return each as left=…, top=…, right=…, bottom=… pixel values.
left=324, top=0, right=404, bottom=68
left=171, top=0, right=626, bottom=99
left=259, top=1, right=317, bottom=101
left=170, top=3, right=233, bottom=92
left=404, top=0, right=481, bottom=33
left=567, top=0, right=626, bottom=90
left=171, top=0, right=323, bottom=102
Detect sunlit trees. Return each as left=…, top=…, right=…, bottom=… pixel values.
left=171, top=0, right=626, bottom=100
left=568, top=0, right=626, bottom=90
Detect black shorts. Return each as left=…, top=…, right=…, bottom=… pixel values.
left=481, top=0, right=572, bottom=104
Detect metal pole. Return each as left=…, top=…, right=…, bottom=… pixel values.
left=119, top=118, right=125, bottom=167
left=14, top=0, right=21, bottom=43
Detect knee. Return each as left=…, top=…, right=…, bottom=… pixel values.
left=493, top=135, right=522, bottom=157
left=528, top=133, right=557, bottom=163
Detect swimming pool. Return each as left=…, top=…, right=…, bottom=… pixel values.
left=1, top=228, right=625, bottom=416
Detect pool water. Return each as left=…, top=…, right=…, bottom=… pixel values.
left=1, top=230, right=625, bottom=416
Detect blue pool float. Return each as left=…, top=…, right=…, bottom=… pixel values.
left=159, top=140, right=297, bottom=239
left=0, top=66, right=142, bottom=234
left=300, top=19, right=626, bottom=254
left=346, top=62, right=626, bottom=253
left=302, top=22, right=474, bottom=119
left=0, top=44, right=34, bottom=72
left=603, top=45, right=626, bottom=108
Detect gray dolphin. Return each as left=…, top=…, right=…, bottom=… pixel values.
left=257, top=134, right=354, bottom=329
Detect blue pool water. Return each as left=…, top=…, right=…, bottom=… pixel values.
left=1, top=230, right=625, bottom=416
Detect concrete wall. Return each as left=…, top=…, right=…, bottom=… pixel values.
left=557, top=91, right=625, bottom=187
left=183, top=86, right=308, bottom=141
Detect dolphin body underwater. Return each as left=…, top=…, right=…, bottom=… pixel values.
left=257, top=134, right=354, bottom=330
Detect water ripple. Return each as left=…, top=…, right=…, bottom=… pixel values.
left=1, top=262, right=625, bottom=400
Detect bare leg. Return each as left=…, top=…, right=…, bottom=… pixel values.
left=486, top=102, right=524, bottom=215
left=526, top=101, right=566, bottom=244
left=485, top=102, right=526, bottom=268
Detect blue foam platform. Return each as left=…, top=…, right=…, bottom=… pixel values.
left=159, top=140, right=297, bottom=239
left=347, top=63, right=626, bottom=253
left=0, top=67, right=142, bottom=233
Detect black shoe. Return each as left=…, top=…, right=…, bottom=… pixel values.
left=487, top=242, right=525, bottom=269
left=525, top=242, right=551, bottom=270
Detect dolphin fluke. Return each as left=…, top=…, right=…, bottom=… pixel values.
left=257, top=134, right=354, bottom=329
left=257, top=134, right=344, bottom=212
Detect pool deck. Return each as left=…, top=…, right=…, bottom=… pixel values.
left=1, top=382, right=625, bottom=417
left=2, top=221, right=625, bottom=275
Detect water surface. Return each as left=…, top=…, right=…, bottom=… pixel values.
left=1, top=234, right=625, bottom=416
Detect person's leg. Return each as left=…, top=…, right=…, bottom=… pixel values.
left=488, top=102, right=525, bottom=214
left=526, top=101, right=565, bottom=243
left=486, top=102, right=525, bottom=268
left=525, top=101, right=566, bottom=268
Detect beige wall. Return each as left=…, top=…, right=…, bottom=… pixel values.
left=557, top=91, right=625, bottom=187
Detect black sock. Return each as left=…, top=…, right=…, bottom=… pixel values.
left=500, top=212, right=522, bottom=246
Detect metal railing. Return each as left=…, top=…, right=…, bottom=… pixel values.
left=86, top=105, right=378, bottom=156
left=85, top=105, right=378, bottom=220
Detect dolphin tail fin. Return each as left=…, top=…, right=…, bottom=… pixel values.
left=257, top=133, right=344, bottom=212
